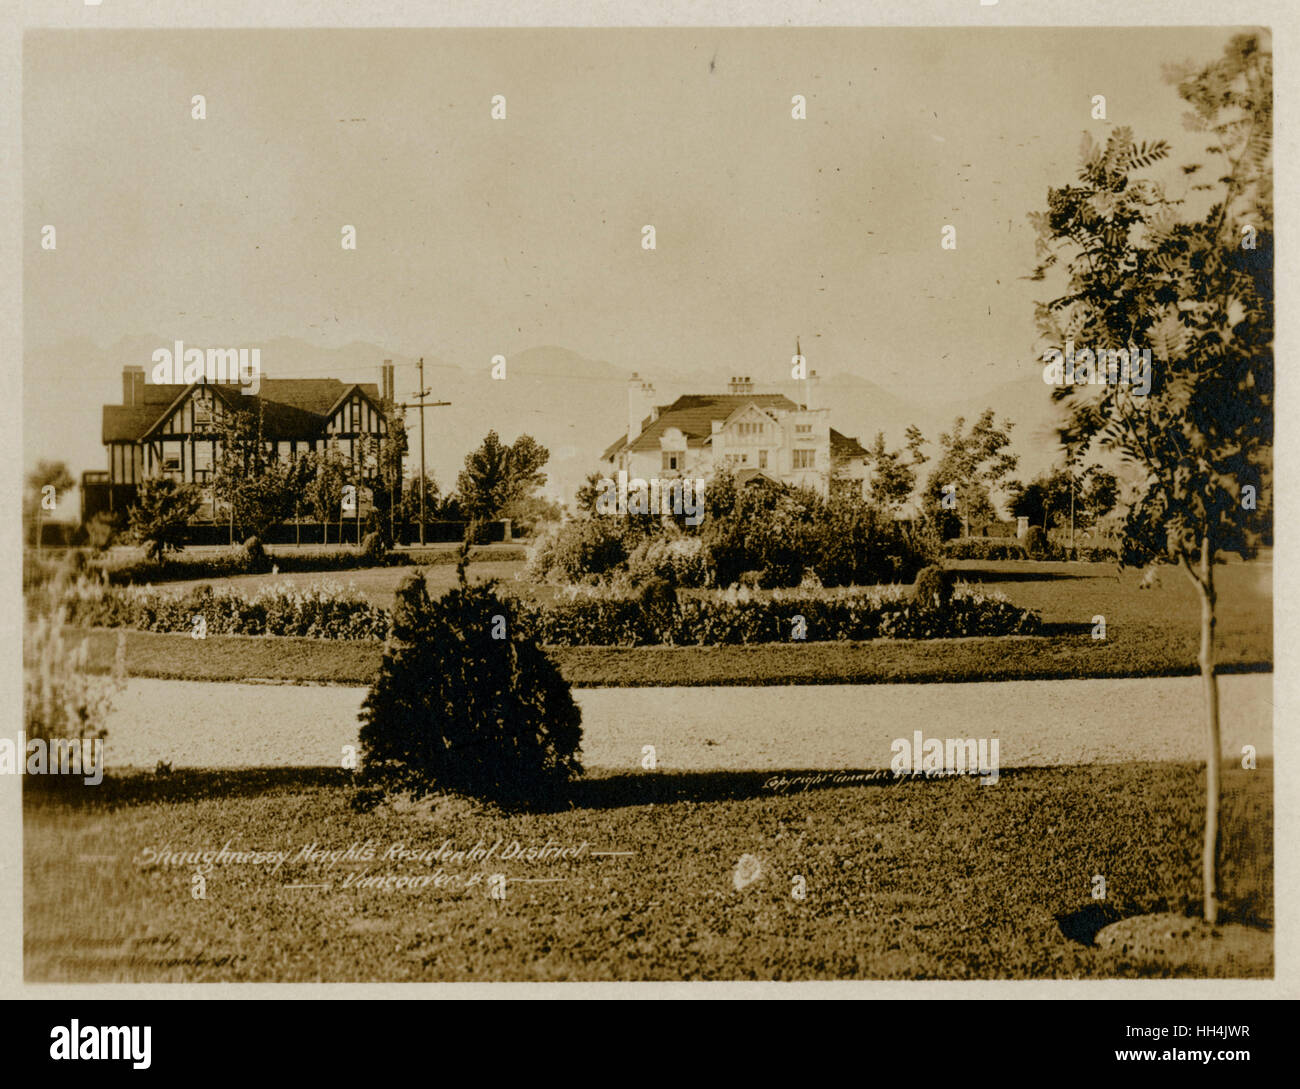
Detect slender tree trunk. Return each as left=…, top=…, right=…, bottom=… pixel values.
left=1190, top=535, right=1221, bottom=924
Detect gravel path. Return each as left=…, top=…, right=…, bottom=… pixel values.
left=100, top=675, right=1273, bottom=772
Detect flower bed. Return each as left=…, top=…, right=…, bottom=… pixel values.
left=54, top=577, right=1041, bottom=646
left=58, top=578, right=390, bottom=641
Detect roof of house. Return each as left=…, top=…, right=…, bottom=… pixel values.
left=602, top=393, right=871, bottom=463
left=603, top=394, right=801, bottom=460
left=829, top=429, right=870, bottom=460
left=734, top=468, right=783, bottom=487
left=103, top=379, right=382, bottom=444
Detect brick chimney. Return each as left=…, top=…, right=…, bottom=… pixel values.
left=727, top=375, right=754, bottom=395
left=123, top=365, right=145, bottom=406
left=381, top=359, right=394, bottom=403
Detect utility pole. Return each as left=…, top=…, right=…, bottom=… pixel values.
left=1070, top=474, right=1076, bottom=549
left=396, top=356, right=451, bottom=547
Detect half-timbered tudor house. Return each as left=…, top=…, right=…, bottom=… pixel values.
left=83, top=362, right=396, bottom=523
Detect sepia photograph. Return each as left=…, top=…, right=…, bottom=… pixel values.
left=12, top=15, right=1278, bottom=995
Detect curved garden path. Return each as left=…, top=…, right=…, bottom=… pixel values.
left=101, top=675, right=1273, bottom=772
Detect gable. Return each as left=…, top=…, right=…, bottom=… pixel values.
left=324, top=385, right=388, bottom=437
left=718, top=402, right=782, bottom=436
left=142, top=384, right=231, bottom=437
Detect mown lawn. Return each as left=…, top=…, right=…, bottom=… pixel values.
left=24, top=762, right=1271, bottom=981
left=67, top=626, right=1272, bottom=687
left=951, top=558, right=1271, bottom=640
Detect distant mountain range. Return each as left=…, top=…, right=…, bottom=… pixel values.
left=25, top=337, right=1071, bottom=514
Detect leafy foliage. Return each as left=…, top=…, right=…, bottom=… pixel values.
left=1007, top=464, right=1118, bottom=532
left=60, top=577, right=391, bottom=640
left=1029, top=33, right=1272, bottom=567
left=212, top=403, right=312, bottom=541
left=127, top=478, right=203, bottom=561
left=456, top=431, right=550, bottom=522
left=1029, top=32, right=1272, bottom=923
left=913, top=565, right=956, bottom=609
left=25, top=460, right=76, bottom=547
left=864, top=428, right=927, bottom=511
left=356, top=572, right=583, bottom=809
left=301, top=442, right=351, bottom=545
left=84, top=510, right=123, bottom=552
left=921, top=410, right=1018, bottom=538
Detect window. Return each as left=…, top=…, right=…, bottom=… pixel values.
left=662, top=452, right=681, bottom=471
left=162, top=441, right=183, bottom=475
left=193, top=442, right=213, bottom=475
left=758, top=450, right=768, bottom=469
left=194, top=399, right=213, bottom=427
left=795, top=424, right=813, bottom=435
left=792, top=449, right=815, bottom=470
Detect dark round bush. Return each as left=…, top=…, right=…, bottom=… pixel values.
left=356, top=572, right=583, bottom=809
left=242, top=535, right=269, bottom=572
left=913, top=564, right=956, bottom=608
left=635, top=576, right=677, bottom=638
left=1024, top=526, right=1049, bottom=559
left=360, top=531, right=386, bottom=563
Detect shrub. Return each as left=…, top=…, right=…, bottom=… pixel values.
left=877, top=588, right=1040, bottom=639
left=528, top=518, right=629, bottom=584
left=24, top=595, right=125, bottom=769
left=356, top=571, right=583, bottom=809
left=1055, top=543, right=1119, bottom=563
left=1024, top=526, right=1049, bottom=559
left=737, top=569, right=766, bottom=590
left=511, top=584, right=1041, bottom=646
left=701, top=479, right=816, bottom=587
left=84, top=511, right=123, bottom=552
left=622, top=534, right=708, bottom=588
left=943, top=538, right=1029, bottom=561
left=810, top=495, right=934, bottom=586
left=913, top=565, right=956, bottom=608
left=128, top=477, right=203, bottom=560
left=635, top=576, right=677, bottom=636
left=242, top=536, right=269, bottom=572
left=61, top=575, right=1043, bottom=647
left=57, top=577, right=390, bottom=640
left=360, top=531, right=386, bottom=564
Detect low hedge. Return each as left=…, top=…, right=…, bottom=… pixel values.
left=942, top=538, right=1029, bottom=561
left=59, top=579, right=390, bottom=641
left=56, top=578, right=1041, bottom=646
left=92, top=545, right=527, bottom=586
left=942, top=538, right=1118, bottom=563
left=516, top=588, right=1039, bottom=645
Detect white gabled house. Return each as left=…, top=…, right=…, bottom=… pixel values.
left=601, top=374, right=869, bottom=497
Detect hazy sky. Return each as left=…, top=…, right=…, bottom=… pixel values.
left=25, top=26, right=1242, bottom=446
